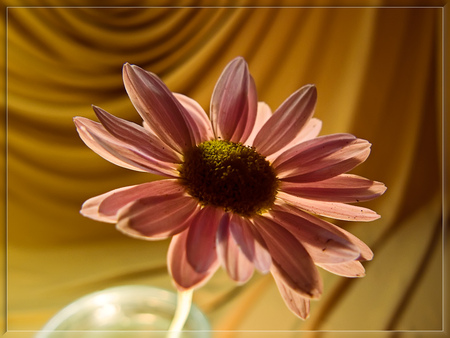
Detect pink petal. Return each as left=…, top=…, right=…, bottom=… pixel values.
left=269, top=206, right=361, bottom=264
left=210, top=57, right=257, bottom=143
left=246, top=102, right=272, bottom=145
left=186, top=206, right=223, bottom=273
left=217, top=213, right=254, bottom=283
left=74, top=117, right=145, bottom=172
left=253, top=84, right=317, bottom=157
left=168, top=228, right=220, bottom=291
left=252, top=215, right=322, bottom=298
left=318, top=261, right=366, bottom=277
left=293, top=117, right=323, bottom=143
left=122, top=63, right=194, bottom=153
left=271, top=267, right=311, bottom=319
left=173, top=93, right=215, bottom=145
left=277, top=191, right=381, bottom=222
left=81, top=186, right=136, bottom=223
left=268, top=118, right=322, bottom=161
left=275, top=204, right=374, bottom=261
left=92, top=105, right=181, bottom=163
left=274, top=134, right=371, bottom=182
left=115, top=186, right=200, bottom=240
left=98, top=179, right=183, bottom=221
left=251, top=236, right=272, bottom=273
left=80, top=180, right=182, bottom=223
left=280, top=174, right=387, bottom=203
left=74, top=117, right=178, bottom=177
left=229, top=214, right=272, bottom=273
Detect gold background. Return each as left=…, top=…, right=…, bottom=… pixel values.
left=3, top=1, right=446, bottom=337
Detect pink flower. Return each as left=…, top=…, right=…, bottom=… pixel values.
left=74, top=57, right=386, bottom=319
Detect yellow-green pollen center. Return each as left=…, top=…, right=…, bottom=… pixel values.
left=179, top=139, right=279, bottom=217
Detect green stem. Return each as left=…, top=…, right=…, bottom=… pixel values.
left=167, top=289, right=193, bottom=338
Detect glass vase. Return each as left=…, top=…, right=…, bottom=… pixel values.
left=35, top=285, right=211, bottom=338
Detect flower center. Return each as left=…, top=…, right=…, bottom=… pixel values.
left=179, top=140, right=279, bottom=216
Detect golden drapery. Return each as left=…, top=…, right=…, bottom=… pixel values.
left=3, top=1, right=446, bottom=337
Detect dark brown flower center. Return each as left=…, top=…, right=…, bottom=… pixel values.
left=178, top=140, right=278, bottom=216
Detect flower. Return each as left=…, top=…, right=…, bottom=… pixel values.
left=74, top=57, right=386, bottom=319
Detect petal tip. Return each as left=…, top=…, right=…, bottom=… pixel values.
left=302, top=84, right=317, bottom=96
left=91, top=105, right=102, bottom=116
left=122, top=62, right=137, bottom=78
left=378, top=183, right=388, bottom=195
left=306, top=84, right=317, bottom=99
left=309, top=287, right=322, bottom=299
left=232, top=55, right=246, bottom=65
left=227, top=56, right=249, bottom=73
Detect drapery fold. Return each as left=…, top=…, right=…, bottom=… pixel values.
left=4, top=2, right=444, bottom=337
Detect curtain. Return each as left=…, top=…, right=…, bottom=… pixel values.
left=4, top=1, right=445, bottom=337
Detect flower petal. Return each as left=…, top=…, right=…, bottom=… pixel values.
left=81, top=180, right=181, bottom=223
left=168, top=228, right=220, bottom=291
left=275, top=204, right=374, bottom=261
left=73, top=117, right=144, bottom=172
left=229, top=214, right=272, bottom=273
left=294, top=117, right=323, bottom=143
left=245, top=102, right=272, bottom=145
left=99, top=180, right=183, bottom=220
left=280, top=174, right=387, bottom=203
left=186, top=206, right=223, bottom=273
left=92, top=105, right=181, bottom=163
left=122, top=63, right=194, bottom=153
left=80, top=186, right=136, bottom=223
left=318, top=261, right=366, bottom=278
left=210, top=57, right=257, bottom=143
left=269, top=206, right=361, bottom=264
left=277, top=191, right=381, bottom=222
left=252, top=215, right=322, bottom=298
left=274, top=134, right=371, bottom=182
left=173, top=93, right=215, bottom=145
left=217, top=213, right=254, bottom=283
left=253, top=84, right=317, bottom=157
left=115, top=185, right=200, bottom=240
left=74, top=117, right=178, bottom=177
left=271, top=267, right=311, bottom=319
left=268, top=118, right=322, bottom=161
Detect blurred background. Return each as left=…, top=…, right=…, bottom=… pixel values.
left=3, top=1, right=447, bottom=337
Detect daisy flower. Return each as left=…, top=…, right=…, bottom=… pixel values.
left=74, top=57, right=386, bottom=319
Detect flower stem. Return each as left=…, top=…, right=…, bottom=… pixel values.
left=167, top=289, right=193, bottom=338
